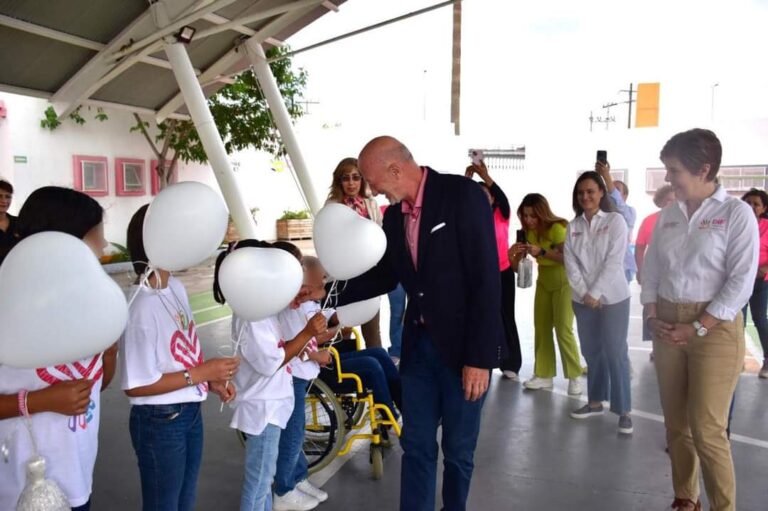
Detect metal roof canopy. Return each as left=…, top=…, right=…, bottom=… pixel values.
left=0, top=0, right=346, bottom=237
left=0, top=0, right=344, bottom=120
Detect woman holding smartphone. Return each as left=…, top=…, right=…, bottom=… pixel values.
left=508, top=193, right=583, bottom=394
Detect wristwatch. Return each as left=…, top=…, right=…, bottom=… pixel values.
left=692, top=320, right=708, bottom=337
left=540, top=248, right=547, bottom=257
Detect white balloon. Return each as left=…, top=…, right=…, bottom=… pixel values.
left=219, top=247, right=303, bottom=322
left=336, top=297, right=381, bottom=327
left=0, top=232, right=128, bottom=368
left=313, top=203, right=387, bottom=280
left=144, top=181, right=229, bottom=271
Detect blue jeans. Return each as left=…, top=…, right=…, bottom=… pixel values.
left=274, top=378, right=310, bottom=496
left=339, top=347, right=401, bottom=418
left=399, top=329, right=487, bottom=511
left=72, top=500, right=90, bottom=511
left=742, top=277, right=768, bottom=358
left=241, top=424, right=281, bottom=511
left=388, top=284, right=406, bottom=358
left=129, top=402, right=203, bottom=511
left=573, top=299, right=632, bottom=415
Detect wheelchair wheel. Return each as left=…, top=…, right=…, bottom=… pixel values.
left=305, top=379, right=346, bottom=474
left=370, top=445, right=384, bottom=480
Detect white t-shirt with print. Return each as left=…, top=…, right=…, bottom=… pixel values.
left=0, top=354, right=104, bottom=509
left=278, top=301, right=321, bottom=381
left=119, top=277, right=208, bottom=405
left=229, top=315, right=294, bottom=436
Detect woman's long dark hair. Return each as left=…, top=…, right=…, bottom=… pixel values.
left=213, top=239, right=273, bottom=304
left=0, top=186, right=103, bottom=264
left=572, top=171, right=616, bottom=217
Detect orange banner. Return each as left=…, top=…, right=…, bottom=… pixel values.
left=635, top=82, right=660, bottom=128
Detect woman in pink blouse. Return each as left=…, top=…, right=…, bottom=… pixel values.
left=741, top=188, right=768, bottom=378
left=326, top=157, right=383, bottom=348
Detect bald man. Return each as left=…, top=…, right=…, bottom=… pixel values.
left=335, top=136, right=505, bottom=511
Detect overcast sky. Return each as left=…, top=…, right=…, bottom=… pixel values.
left=285, top=0, right=768, bottom=146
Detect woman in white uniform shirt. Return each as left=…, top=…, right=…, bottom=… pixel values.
left=564, top=171, right=633, bottom=435
left=641, top=129, right=758, bottom=511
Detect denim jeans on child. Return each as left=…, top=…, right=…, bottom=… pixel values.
left=339, top=347, right=401, bottom=417
left=274, top=378, right=310, bottom=496
left=241, top=424, right=281, bottom=511
left=129, top=402, right=203, bottom=511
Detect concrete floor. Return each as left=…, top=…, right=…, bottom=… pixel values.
left=91, top=269, right=768, bottom=510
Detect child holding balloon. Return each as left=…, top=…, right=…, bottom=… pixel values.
left=212, top=239, right=327, bottom=511
left=273, top=245, right=336, bottom=510
left=0, top=187, right=118, bottom=511
left=120, top=204, right=239, bottom=511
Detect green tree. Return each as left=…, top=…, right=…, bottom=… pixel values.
left=42, top=46, right=307, bottom=190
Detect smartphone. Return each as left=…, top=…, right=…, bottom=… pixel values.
left=470, top=149, right=484, bottom=166
left=515, top=229, right=526, bottom=244
left=596, top=150, right=608, bottom=164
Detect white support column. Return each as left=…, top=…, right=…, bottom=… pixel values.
left=164, top=41, right=257, bottom=239
left=245, top=39, right=321, bottom=215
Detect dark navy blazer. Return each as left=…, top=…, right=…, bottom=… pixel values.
left=335, top=167, right=506, bottom=373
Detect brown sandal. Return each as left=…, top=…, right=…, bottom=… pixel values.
left=671, top=498, right=702, bottom=510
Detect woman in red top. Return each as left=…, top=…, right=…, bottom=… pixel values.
left=741, top=188, right=768, bottom=378
left=466, top=161, right=522, bottom=380
left=635, top=185, right=675, bottom=354
left=326, top=157, right=383, bottom=348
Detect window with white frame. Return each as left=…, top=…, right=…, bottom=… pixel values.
left=123, top=163, right=143, bottom=191
left=115, top=158, right=146, bottom=196
left=72, top=155, right=108, bottom=196
left=646, top=165, right=768, bottom=193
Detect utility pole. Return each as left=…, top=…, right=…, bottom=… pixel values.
left=620, top=83, right=635, bottom=129
left=450, top=1, right=461, bottom=135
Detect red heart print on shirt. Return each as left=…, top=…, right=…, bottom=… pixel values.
left=36, top=354, right=104, bottom=385
left=170, top=320, right=208, bottom=392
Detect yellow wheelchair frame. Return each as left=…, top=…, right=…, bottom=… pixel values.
left=304, top=329, right=401, bottom=479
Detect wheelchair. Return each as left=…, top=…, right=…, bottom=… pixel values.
left=303, top=331, right=401, bottom=479
left=236, top=330, right=401, bottom=480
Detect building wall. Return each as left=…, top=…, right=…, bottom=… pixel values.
left=0, top=93, right=308, bottom=245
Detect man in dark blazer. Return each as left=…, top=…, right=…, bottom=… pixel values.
left=336, top=136, right=505, bottom=511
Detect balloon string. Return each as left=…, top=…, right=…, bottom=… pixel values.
left=126, top=263, right=161, bottom=309
left=220, top=322, right=246, bottom=413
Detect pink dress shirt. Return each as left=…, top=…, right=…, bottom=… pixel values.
left=401, top=168, right=428, bottom=268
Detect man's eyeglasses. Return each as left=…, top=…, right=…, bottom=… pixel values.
left=341, top=174, right=361, bottom=183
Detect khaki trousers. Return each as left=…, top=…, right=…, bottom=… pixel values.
left=653, top=299, right=743, bottom=511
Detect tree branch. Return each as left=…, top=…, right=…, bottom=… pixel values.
left=133, top=113, right=161, bottom=160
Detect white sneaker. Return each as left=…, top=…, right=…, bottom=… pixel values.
left=296, top=480, right=328, bottom=503
left=567, top=378, right=582, bottom=395
left=273, top=489, right=319, bottom=511
left=502, top=370, right=519, bottom=381
left=523, top=376, right=553, bottom=390
left=759, top=361, right=768, bottom=379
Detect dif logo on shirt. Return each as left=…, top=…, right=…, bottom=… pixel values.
left=36, top=355, right=103, bottom=432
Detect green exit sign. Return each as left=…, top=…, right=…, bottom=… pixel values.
left=13, top=155, right=27, bottom=164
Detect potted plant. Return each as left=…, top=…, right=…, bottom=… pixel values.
left=224, top=207, right=259, bottom=244
left=276, top=209, right=313, bottom=240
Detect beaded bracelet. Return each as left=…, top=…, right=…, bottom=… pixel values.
left=17, top=389, right=29, bottom=417
left=183, top=369, right=194, bottom=386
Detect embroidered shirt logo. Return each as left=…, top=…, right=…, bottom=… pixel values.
left=170, top=320, right=208, bottom=395
left=36, top=355, right=103, bottom=432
